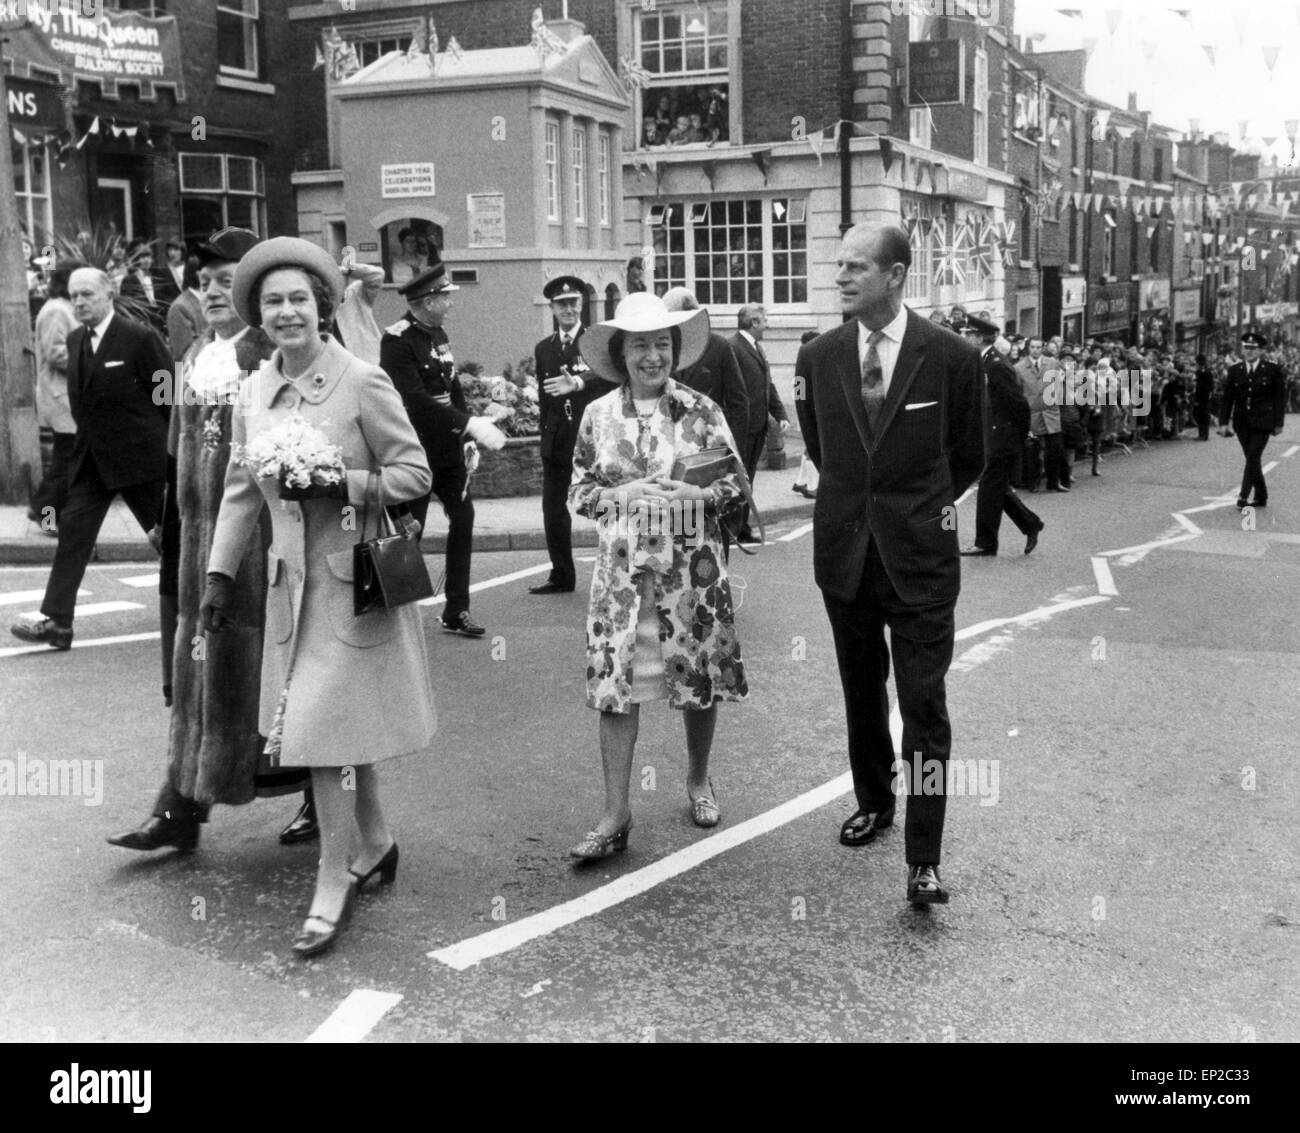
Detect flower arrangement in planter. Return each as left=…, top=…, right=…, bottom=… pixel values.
left=458, top=362, right=541, bottom=437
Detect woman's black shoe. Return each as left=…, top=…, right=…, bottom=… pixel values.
left=278, top=796, right=320, bottom=845
left=292, top=882, right=357, bottom=959
left=349, top=842, right=399, bottom=890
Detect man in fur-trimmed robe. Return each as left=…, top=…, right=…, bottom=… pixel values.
left=108, top=228, right=317, bottom=853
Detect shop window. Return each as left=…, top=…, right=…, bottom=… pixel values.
left=637, top=2, right=730, bottom=146
left=217, top=0, right=260, bottom=80
left=598, top=133, right=611, bottom=227
left=572, top=126, right=587, bottom=226
left=651, top=197, right=807, bottom=306
left=13, top=138, right=52, bottom=244
left=178, top=153, right=266, bottom=243
left=544, top=119, right=560, bottom=222
left=378, top=220, right=444, bottom=286
left=902, top=197, right=936, bottom=303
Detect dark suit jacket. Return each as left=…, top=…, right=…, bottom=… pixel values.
left=730, top=331, right=788, bottom=438
left=379, top=316, right=471, bottom=469
left=983, top=348, right=1029, bottom=458
left=67, top=314, right=172, bottom=490
left=535, top=327, right=615, bottom=467
left=675, top=332, right=750, bottom=446
left=795, top=310, right=985, bottom=606
left=1220, top=360, right=1287, bottom=432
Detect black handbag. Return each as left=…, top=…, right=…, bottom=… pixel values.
left=671, top=445, right=765, bottom=555
left=353, top=473, right=434, bottom=615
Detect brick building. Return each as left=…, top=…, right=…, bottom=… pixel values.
left=9, top=0, right=299, bottom=252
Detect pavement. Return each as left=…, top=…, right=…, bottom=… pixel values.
left=0, top=435, right=814, bottom=564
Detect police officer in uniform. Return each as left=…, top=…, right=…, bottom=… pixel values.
left=529, top=276, right=614, bottom=595
left=959, top=315, right=1044, bottom=556
left=379, top=260, right=506, bottom=637
left=1219, top=332, right=1287, bottom=509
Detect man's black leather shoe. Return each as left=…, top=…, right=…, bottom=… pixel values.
left=1025, top=523, right=1043, bottom=555
left=106, top=814, right=199, bottom=853
left=907, top=864, right=949, bottom=905
left=960, top=546, right=996, bottom=556
left=839, top=808, right=894, bottom=846
left=278, top=797, right=320, bottom=845
left=528, top=581, right=575, bottom=595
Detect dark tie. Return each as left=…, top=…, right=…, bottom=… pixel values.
left=80, top=330, right=95, bottom=375
left=861, top=330, right=885, bottom=431
left=561, top=334, right=571, bottom=351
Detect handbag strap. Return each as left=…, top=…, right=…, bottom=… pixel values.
left=357, top=471, right=380, bottom=547
left=724, top=455, right=764, bottom=555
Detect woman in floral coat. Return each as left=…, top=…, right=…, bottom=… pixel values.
left=567, top=293, right=749, bottom=861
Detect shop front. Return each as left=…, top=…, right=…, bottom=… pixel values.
left=1137, top=278, right=1170, bottom=348
left=1172, top=287, right=1202, bottom=347
left=1089, top=280, right=1133, bottom=343
left=1254, top=301, right=1299, bottom=345
left=1060, top=274, right=1086, bottom=345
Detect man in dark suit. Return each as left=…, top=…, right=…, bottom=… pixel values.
left=1219, top=331, right=1287, bottom=508
left=11, top=268, right=171, bottom=650
left=379, top=260, right=506, bottom=637
left=530, top=276, right=614, bottom=594
left=960, top=316, right=1043, bottom=556
left=730, top=304, right=788, bottom=542
left=795, top=223, right=985, bottom=906
left=662, top=287, right=749, bottom=446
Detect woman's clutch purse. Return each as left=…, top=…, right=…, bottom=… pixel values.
left=669, top=446, right=765, bottom=554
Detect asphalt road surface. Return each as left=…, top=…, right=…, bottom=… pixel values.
left=1, top=428, right=1297, bottom=1043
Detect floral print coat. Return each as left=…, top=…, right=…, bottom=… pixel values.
left=570, top=380, right=749, bottom=714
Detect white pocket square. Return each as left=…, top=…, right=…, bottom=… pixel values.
left=904, top=400, right=937, bottom=410
left=104, top=360, right=124, bottom=368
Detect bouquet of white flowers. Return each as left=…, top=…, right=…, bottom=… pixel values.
left=234, top=415, right=347, bottom=500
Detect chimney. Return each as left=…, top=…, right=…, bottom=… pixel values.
left=1127, top=91, right=1139, bottom=113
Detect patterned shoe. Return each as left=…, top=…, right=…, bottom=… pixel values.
left=10, top=615, right=72, bottom=651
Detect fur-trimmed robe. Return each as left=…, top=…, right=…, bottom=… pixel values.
left=165, top=327, right=275, bottom=806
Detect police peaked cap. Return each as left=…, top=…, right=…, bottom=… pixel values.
left=543, top=275, right=587, bottom=302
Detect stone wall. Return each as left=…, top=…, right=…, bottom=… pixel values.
left=473, top=436, right=543, bottom=498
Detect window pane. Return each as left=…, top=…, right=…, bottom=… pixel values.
left=227, top=156, right=254, bottom=193
left=182, top=196, right=224, bottom=243
left=179, top=153, right=223, bottom=191
left=708, top=44, right=726, bottom=69
left=685, top=43, right=705, bottom=70
left=663, top=45, right=682, bottom=71
left=226, top=196, right=255, bottom=229
left=663, top=14, right=681, bottom=38
left=12, top=142, right=25, bottom=194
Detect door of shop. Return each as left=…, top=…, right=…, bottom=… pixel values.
left=96, top=178, right=134, bottom=242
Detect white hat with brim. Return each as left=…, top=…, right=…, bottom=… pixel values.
left=582, top=292, right=710, bottom=384
left=231, top=237, right=346, bottom=327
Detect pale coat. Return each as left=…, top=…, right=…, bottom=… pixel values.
left=208, top=336, right=436, bottom=767
left=1016, top=355, right=1062, bottom=435
left=34, top=297, right=77, bottom=434
left=569, top=380, right=749, bottom=714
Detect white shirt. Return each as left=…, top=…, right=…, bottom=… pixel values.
left=738, top=329, right=765, bottom=359
left=87, top=312, right=115, bottom=354
left=857, top=304, right=909, bottom=394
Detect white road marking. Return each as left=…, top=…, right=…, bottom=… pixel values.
left=778, top=522, right=814, bottom=542
left=66, top=601, right=143, bottom=617
left=1091, top=556, right=1119, bottom=597
left=0, top=588, right=90, bottom=607
left=955, top=486, right=975, bottom=507
left=429, top=591, right=1106, bottom=971
left=418, top=562, right=552, bottom=607
left=1097, top=533, right=1200, bottom=559
left=1262, top=461, right=1278, bottom=475
left=1284, top=446, right=1299, bottom=458
left=304, top=989, right=402, bottom=1043
left=1171, top=512, right=1202, bottom=535
left=117, top=574, right=161, bottom=588
left=429, top=771, right=858, bottom=971
left=0, top=631, right=159, bottom=660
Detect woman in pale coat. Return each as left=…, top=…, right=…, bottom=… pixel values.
left=204, top=238, right=435, bottom=958
left=566, top=293, right=748, bottom=861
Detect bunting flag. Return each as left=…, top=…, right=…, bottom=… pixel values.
left=879, top=137, right=895, bottom=176
left=1184, top=231, right=1193, bottom=245
left=1262, top=45, right=1280, bottom=73
left=1202, top=45, right=1214, bottom=65
left=751, top=148, right=773, bottom=184
left=1082, top=37, right=1098, bottom=60
left=1231, top=8, right=1250, bottom=44
left=1287, top=119, right=1299, bottom=140
left=1146, top=225, right=1156, bottom=238
left=313, top=43, right=325, bottom=69
left=807, top=126, right=825, bottom=167
left=445, top=36, right=464, bottom=63
left=1105, top=8, right=1123, bottom=36
left=1170, top=9, right=1193, bottom=24
left=1203, top=233, right=1214, bottom=245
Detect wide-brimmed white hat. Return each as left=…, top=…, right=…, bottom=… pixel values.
left=582, top=292, right=710, bottom=384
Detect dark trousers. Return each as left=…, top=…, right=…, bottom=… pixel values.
left=410, top=464, right=474, bottom=618
left=41, top=457, right=164, bottom=626
left=740, top=430, right=765, bottom=534
left=1236, top=428, right=1272, bottom=503
left=1019, top=436, right=1041, bottom=489
left=1194, top=404, right=1211, bottom=439
left=1040, top=432, right=1065, bottom=489
left=975, top=450, right=1042, bottom=552
left=540, top=461, right=575, bottom=588
left=30, top=432, right=75, bottom=525
left=822, top=541, right=955, bottom=865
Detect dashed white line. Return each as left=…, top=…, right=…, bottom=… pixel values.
left=0, top=588, right=90, bottom=607
left=1284, top=445, right=1299, bottom=458
left=1262, top=460, right=1278, bottom=475
left=0, top=630, right=159, bottom=660
left=417, top=563, right=551, bottom=607
left=117, top=574, right=161, bottom=589
left=304, top=989, right=402, bottom=1043
left=1090, top=556, right=1119, bottom=597
left=778, top=522, right=814, bottom=542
